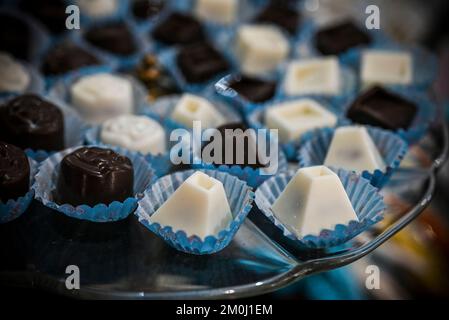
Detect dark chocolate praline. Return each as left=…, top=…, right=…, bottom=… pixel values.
left=177, top=42, right=229, bottom=83
left=41, top=42, right=101, bottom=76
left=201, top=123, right=267, bottom=169
left=132, top=0, right=165, bottom=20
left=84, top=22, right=137, bottom=56
left=346, top=86, right=417, bottom=131
left=314, top=21, right=372, bottom=56
left=56, top=147, right=134, bottom=207
left=151, top=12, right=205, bottom=45
left=254, top=2, right=300, bottom=34
left=19, top=0, right=67, bottom=35
left=0, top=94, right=64, bottom=151
left=0, top=141, right=30, bottom=202
left=0, top=13, right=31, bottom=61
left=229, top=76, right=276, bottom=103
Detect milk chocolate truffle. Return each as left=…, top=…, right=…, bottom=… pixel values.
left=151, top=12, right=205, bottom=45
left=346, top=86, right=417, bottom=130
left=132, top=0, right=165, bottom=19
left=84, top=22, right=137, bottom=56
left=41, top=42, right=101, bottom=76
left=314, top=21, right=372, bottom=55
left=0, top=94, right=64, bottom=151
left=177, top=42, right=229, bottom=83
left=229, top=76, right=276, bottom=103
left=254, top=2, right=300, bottom=34
left=56, top=147, right=134, bottom=207
left=20, top=0, right=67, bottom=34
left=0, top=13, right=31, bottom=61
left=201, top=123, right=267, bottom=169
left=0, top=142, right=30, bottom=202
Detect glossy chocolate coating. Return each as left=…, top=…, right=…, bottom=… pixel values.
left=41, top=42, right=100, bottom=76
left=0, top=13, right=31, bottom=61
left=177, top=42, right=229, bottom=83
left=151, top=12, right=205, bottom=45
left=0, top=141, right=30, bottom=202
left=0, top=94, right=64, bottom=151
left=229, top=76, right=276, bottom=103
left=20, top=0, right=67, bottom=34
left=132, top=0, right=165, bottom=19
left=84, top=22, right=137, bottom=56
left=201, top=123, right=267, bottom=169
left=254, top=3, right=300, bottom=34
left=314, top=21, right=372, bottom=55
left=347, top=86, right=417, bottom=130
left=56, top=147, right=134, bottom=207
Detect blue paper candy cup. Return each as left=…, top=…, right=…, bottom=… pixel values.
left=32, top=146, right=155, bottom=222
left=135, top=169, right=254, bottom=255
left=255, top=168, right=386, bottom=249
left=0, top=158, right=37, bottom=224
left=298, top=126, right=408, bottom=188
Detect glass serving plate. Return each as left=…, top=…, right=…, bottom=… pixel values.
left=0, top=110, right=447, bottom=300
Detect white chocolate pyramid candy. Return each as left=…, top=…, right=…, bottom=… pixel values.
left=71, top=73, right=133, bottom=124
left=324, top=126, right=385, bottom=173
left=235, top=24, right=290, bottom=76
left=284, top=57, right=340, bottom=96
left=361, top=50, right=412, bottom=86
left=150, top=172, right=233, bottom=239
left=272, top=166, right=358, bottom=237
left=171, top=93, right=226, bottom=129
left=100, top=114, right=166, bottom=155
left=0, top=52, right=30, bottom=93
left=195, top=0, right=238, bottom=25
left=76, top=0, right=118, bottom=17
left=265, top=99, right=337, bottom=143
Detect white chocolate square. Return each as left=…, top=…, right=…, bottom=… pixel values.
left=76, top=0, right=119, bottom=17
left=0, top=52, right=30, bottom=93
left=324, top=126, right=385, bottom=173
left=272, top=166, right=358, bottom=237
left=171, top=93, right=226, bottom=129
left=361, top=50, right=412, bottom=86
left=265, top=99, right=337, bottom=143
left=150, top=171, right=233, bottom=239
left=71, top=73, right=133, bottom=124
left=235, top=24, right=290, bottom=76
left=101, top=114, right=166, bottom=155
left=195, top=0, right=238, bottom=25
left=284, top=57, right=340, bottom=96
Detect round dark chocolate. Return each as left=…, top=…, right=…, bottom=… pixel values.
left=84, top=22, right=137, bottom=56
left=0, top=94, right=65, bottom=151
left=41, top=42, right=101, bottom=76
left=151, top=12, right=205, bottom=45
left=201, top=123, right=267, bottom=169
left=0, top=12, right=31, bottom=61
left=56, top=147, right=134, bottom=207
left=132, top=0, right=165, bottom=19
left=229, top=76, right=276, bottom=103
left=0, top=141, right=30, bottom=202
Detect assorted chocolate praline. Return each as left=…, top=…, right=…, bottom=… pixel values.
left=346, top=86, right=417, bottom=130
left=0, top=94, right=64, bottom=151
left=314, top=21, right=372, bottom=55
left=151, top=12, right=205, bottom=45
left=177, top=42, right=229, bottom=83
left=84, top=22, right=137, bottom=56
left=229, top=76, right=276, bottom=103
left=0, top=141, right=30, bottom=202
left=55, top=147, right=134, bottom=207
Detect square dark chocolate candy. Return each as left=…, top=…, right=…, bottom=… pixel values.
left=229, top=76, right=276, bottom=103
left=314, top=21, right=371, bottom=55
left=346, top=86, right=417, bottom=130
left=254, top=3, right=300, bottom=34
left=84, top=22, right=137, bottom=56
left=177, top=42, right=229, bottom=83
left=152, top=12, right=205, bottom=45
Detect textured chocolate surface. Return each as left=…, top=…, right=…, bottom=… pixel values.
left=132, top=0, right=165, bottom=19
left=229, top=76, right=276, bottom=103
left=20, top=0, right=67, bottom=34
left=347, top=86, right=417, bottom=130
left=254, top=3, right=300, bottom=34
left=56, top=147, right=134, bottom=207
left=42, top=42, right=100, bottom=76
left=152, top=12, right=205, bottom=45
left=315, top=21, right=372, bottom=55
left=0, top=13, right=31, bottom=61
left=0, top=94, right=64, bottom=151
left=85, top=22, right=137, bottom=56
left=177, top=42, right=229, bottom=83
left=201, top=123, right=267, bottom=169
left=0, top=141, right=30, bottom=202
